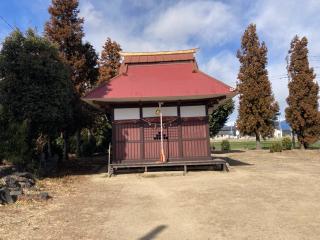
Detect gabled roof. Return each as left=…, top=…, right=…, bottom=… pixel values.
left=83, top=49, right=236, bottom=105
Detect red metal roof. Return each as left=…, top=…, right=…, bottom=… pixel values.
left=83, top=50, right=235, bottom=103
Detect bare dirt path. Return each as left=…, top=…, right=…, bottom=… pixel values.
left=1, top=150, right=320, bottom=240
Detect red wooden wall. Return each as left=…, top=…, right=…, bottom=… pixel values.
left=113, top=116, right=210, bottom=163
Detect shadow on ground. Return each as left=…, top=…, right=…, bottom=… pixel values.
left=220, top=157, right=253, bottom=166
left=138, top=225, right=167, bottom=240
left=212, top=150, right=245, bottom=154
left=48, top=155, right=108, bottom=178
left=51, top=153, right=252, bottom=177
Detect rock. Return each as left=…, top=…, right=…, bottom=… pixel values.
left=2, top=174, right=35, bottom=190
left=0, top=187, right=14, bottom=204
left=18, top=192, right=51, bottom=201
left=39, top=192, right=50, bottom=200
left=10, top=189, right=23, bottom=197
left=2, top=176, right=19, bottom=189
left=13, top=172, right=35, bottom=180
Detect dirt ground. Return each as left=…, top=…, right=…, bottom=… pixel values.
left=1, top=150, right=320, bottom=240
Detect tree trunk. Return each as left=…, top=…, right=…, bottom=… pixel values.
left=75, top=129, right=81, bottom=158
left=303, top=142, right=308, bottom=149
left=63, top=131, right=69, bottom=161
left=291, top=131, right=296, bottom=149
left=47, top=136, right=52, bottom=158
left=255, top=132, right=261, bottom=150
left=88, top=129, right=93, bottom=142
left=300, top=143, right=305, bottom=150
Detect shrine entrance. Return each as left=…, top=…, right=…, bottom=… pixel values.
left=143, top=117, right=179, bottom=161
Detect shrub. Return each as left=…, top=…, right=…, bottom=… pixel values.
left=282, top=137, right=292, bottom=150
left=221, top=140, right=231, bottom=151
left=270, top=142, right=282, bottom=153
left=81, top=138, right=97, bottom=157
left=211, top=144, right=215, bottom=153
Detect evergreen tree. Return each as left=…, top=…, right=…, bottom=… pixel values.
left=80, top=42, right=99, bottom=92
left=236, top=24, right=279, bottom=149
left=45, top=0, right=85, bottom=94
left=98, top=38, right=122, bottom=84
left=0, top=29, right=73, bottom=168
left=45, top=0, right=99, bottom=158
left=285, top=36, right=320, bottom=149
left=209, top=99, right=235, bottom=137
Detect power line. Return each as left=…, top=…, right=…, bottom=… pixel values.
left=0, top=15, right=14, bottom=30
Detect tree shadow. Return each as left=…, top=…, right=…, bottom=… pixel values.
left=46, top=155, right=108, bottom=178
left=212, top=156, right=253, bottom=166
left=138, top=225, right=167, bottom=240
left=212, top=150, right=245, bottom=154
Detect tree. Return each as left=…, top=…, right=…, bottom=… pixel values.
left=45, top=0, right=99, bottom=158
left=98, top=38, right=122, bottom=84
left=80, top=42, right=99, bottom=92
left=236, top=24, right=279, bottom=149
left=45, top=0, right=85, bottom=94
left=209, top=99, right=235, bottom=137
left=0, top=29, right=73, bottom=168
left=285, top=36, right=320, bottom=149
left=72, top=42, right=99, bottom=156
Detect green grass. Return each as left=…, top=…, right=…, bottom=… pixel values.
left=211, top=140, right=320, bottom=151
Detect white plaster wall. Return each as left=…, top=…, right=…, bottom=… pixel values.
left=143, top=107, right=177, bottom=117
left=114, top=108, right=140, bottom=120
left=180, top=105, right=206, bottom=117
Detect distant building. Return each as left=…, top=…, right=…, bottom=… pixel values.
left=274, top=120, right=292, bottom=138
left=215, top=126, right=237, bottom=139
left=214, top=120, right=292, bottom=140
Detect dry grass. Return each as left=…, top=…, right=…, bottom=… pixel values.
left=1, top=150, right=320, bottom=240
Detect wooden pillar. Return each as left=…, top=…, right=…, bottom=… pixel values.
left=139, top=105, right=145, bottom=161
left=111, top=107, right=116, bottom=163
left=177, top=103, right=183, bottom=159
left=205, top=105, right=212, bottom=158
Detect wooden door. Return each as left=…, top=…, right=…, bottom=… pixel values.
left=143, top=120, right=179, bottom=161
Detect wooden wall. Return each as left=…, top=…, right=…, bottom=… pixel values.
left=112, top=114, right=211, bottom=164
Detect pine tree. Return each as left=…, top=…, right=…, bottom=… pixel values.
left=236, top=24, right=279, bottom=149
left=285, top=36, right=320, bottom=149
left=98, top=38, right=122, bottom=84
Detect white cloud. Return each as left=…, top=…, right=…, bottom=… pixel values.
left=251, top=0, right=320, bottom=55
left=204, top=51, right=238, bottom=87
left=203, top=51, right=239, bottom=124
left=145, top=1, right=239, bottom=46
left=80, top=0, right=103, bottom=28
left=79, top=0, right=240, bottom=53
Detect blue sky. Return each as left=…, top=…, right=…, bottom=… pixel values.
left=1, top=0, right=320, bottom=124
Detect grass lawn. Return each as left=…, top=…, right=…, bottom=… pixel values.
left=211, top=139, right=320, bottom=150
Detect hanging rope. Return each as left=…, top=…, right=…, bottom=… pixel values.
left=140, top=117, right=178, bottom=127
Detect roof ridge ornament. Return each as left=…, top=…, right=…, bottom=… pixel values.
left=120, top=48, right=198, bottom=56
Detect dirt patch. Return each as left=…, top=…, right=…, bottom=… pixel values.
left=1, top=150, right=320, bottom=240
